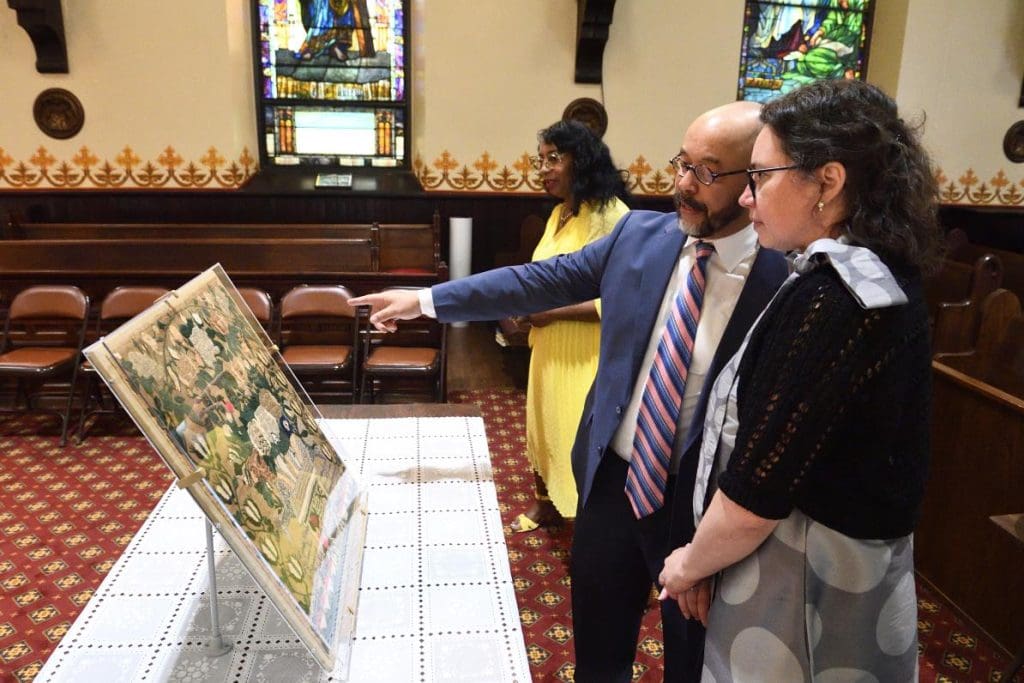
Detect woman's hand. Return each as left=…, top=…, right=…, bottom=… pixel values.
left=659, top=543, right=696, bottom=595
left=674, top=577, right=712, bottom=626
left=658, top=544, right=712, bottom=626
left=509, top=316, right=532, bottom=333
left=526, top=310, right=554, bottom=328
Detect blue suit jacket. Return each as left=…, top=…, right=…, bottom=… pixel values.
left=433, top=210, right=788, bottom=544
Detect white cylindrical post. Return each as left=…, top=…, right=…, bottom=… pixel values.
left=448, top=217, right=473, bottom=328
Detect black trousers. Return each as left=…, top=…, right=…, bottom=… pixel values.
left=569, top=453, right=705, bottom=682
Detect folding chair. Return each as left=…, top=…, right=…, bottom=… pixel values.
left=277, top=284, right=361, bottom=404
left=76, top=286, right=168, bottom=440
left=237, top=287, right=273, bottom=334
left=0, top=285, right=90, bottom=446
left=361, top=292, right=447, bottom=403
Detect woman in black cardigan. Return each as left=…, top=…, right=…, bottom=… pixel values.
left=659, top=79, right=944, bottom=682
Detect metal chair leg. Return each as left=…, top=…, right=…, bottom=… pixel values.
left=59, top=369, right=81, bottom=448
left=75, top=374, right=99, bottom=442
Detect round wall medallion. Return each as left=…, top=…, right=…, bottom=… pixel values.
left=33, top=88, right=85, bottom=139
left=1004, top=120, right=1024, bottom=163
left=562, top=97, right=609, bottom=139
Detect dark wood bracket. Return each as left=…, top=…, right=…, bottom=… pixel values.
left=7, top=0, right=68, bottom=73
left=574, top=0, right=616, bottom=84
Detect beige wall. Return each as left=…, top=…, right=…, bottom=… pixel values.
left=412, top=1, right=748, bottom=194
left=892, top=0, right=1024, bottom=206
left=0, top=1, right=256, bottom=190
left=0, top=1, right=1021, bottom=205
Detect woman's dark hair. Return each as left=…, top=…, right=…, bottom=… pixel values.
left=761, top=79, right=944, bottom=274
left=539, top=119, right=630, bottom=215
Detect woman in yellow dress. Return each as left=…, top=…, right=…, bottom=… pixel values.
left=509, top=120, right=630, bottom=532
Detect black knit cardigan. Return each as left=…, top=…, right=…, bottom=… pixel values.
left=716, top=260, right=932, bottom=540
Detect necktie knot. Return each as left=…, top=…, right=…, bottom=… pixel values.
left=695, top=240, right=716, bottom=263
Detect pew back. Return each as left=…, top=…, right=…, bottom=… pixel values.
left=917, top=288, right=1024, bottom=655
left=927, top=253, right=1004, bottom=354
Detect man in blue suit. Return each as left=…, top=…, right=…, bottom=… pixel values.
left=351, top=101, right=789, bottom=682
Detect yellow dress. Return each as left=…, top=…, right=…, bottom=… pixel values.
left=526, top=198, right=629, bottom=517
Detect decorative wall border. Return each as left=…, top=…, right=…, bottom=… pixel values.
left=935, top=167, right=1024, bottom=206
left=2, top=144, right=1022, bottom=207
left=0, top=145, right=256, bottom=190
left=415, top=153, right=1024, bottom=207
left=413, top=151, right=676, bottom=196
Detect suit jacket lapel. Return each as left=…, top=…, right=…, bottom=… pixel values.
left=631, top=223, right=685, bottom=374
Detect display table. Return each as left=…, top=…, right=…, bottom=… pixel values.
left=36, top=405, right=530, bottom=682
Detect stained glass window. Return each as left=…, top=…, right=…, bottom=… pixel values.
left=737, top=0, right=874, bottom=103
left=253, top=0, right=408, bottom=168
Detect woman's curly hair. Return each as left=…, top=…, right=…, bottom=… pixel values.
left=761, top=79, right=944, bottom=274
left=539, top=120, right=630, bottom=216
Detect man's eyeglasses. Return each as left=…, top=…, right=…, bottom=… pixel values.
left=529, top=151, right=565, bottom=171
left=669, top=154, right=747, bottom=186
left=744, top=164, right=801, bottom=201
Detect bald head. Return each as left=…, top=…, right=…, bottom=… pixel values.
left=686, top=101, right=763, bottom=169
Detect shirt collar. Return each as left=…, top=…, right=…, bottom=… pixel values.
left=684, top=224, right=757, bottom=274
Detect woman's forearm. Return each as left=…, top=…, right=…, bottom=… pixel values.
left=529, top=300, right=600, bottom=326
left=660, top=490, right=779, bottom=597
left=687, top=490, right=779, bottom=577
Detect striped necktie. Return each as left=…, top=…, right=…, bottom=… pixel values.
left=626, top=241, right=715, bottom=518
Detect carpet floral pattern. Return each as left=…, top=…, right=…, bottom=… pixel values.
left=0, top=394, right=1019, bottom=682
left=0, top=415, right=172, bottom=682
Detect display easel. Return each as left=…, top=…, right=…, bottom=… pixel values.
left=204, top=519, right=232, bottom=657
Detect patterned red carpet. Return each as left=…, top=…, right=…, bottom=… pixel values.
left=0, top=393, right=1019, bottom=682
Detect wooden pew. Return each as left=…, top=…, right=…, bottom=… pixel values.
left=916, top=289, right=1024, bottom=656
left=927, top=253, right=1003, bottom=354
left=0, top=238, right=375, bottom=274
left=3, top=222, right=377, bottom=241
left=0, top=238, right=443, bottom=312
left=2, top=210, right=448, bottom=279
left=949, top=240, right=1024, bottom=303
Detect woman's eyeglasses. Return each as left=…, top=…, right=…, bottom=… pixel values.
left=529, top=151, right=565, bottom=171
left=744, top=165, right=801, bottom=201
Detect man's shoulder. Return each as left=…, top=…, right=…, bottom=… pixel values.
left=622, top=209, right=677, bottom=227
left=613, top=209, right=678, bottom=238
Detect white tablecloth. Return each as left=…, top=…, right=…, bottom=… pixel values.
left=36, top=416, right=530, bottom=682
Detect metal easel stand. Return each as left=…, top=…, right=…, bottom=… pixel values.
left=204, top=518, right=233, bottom=657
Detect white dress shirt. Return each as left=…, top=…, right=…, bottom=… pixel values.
left=610, top=224, right=759, bottom=472
left=417, top=224, right=760, bottom=473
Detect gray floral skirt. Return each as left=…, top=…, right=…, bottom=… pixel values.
left=701, top=510, right=918, bottom=682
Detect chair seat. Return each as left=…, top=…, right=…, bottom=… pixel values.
left=0, top=347, right=79, bottom=375
left=281, top=344, right=352, bottom=372
left=364, top=347, right=439, bottom=374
